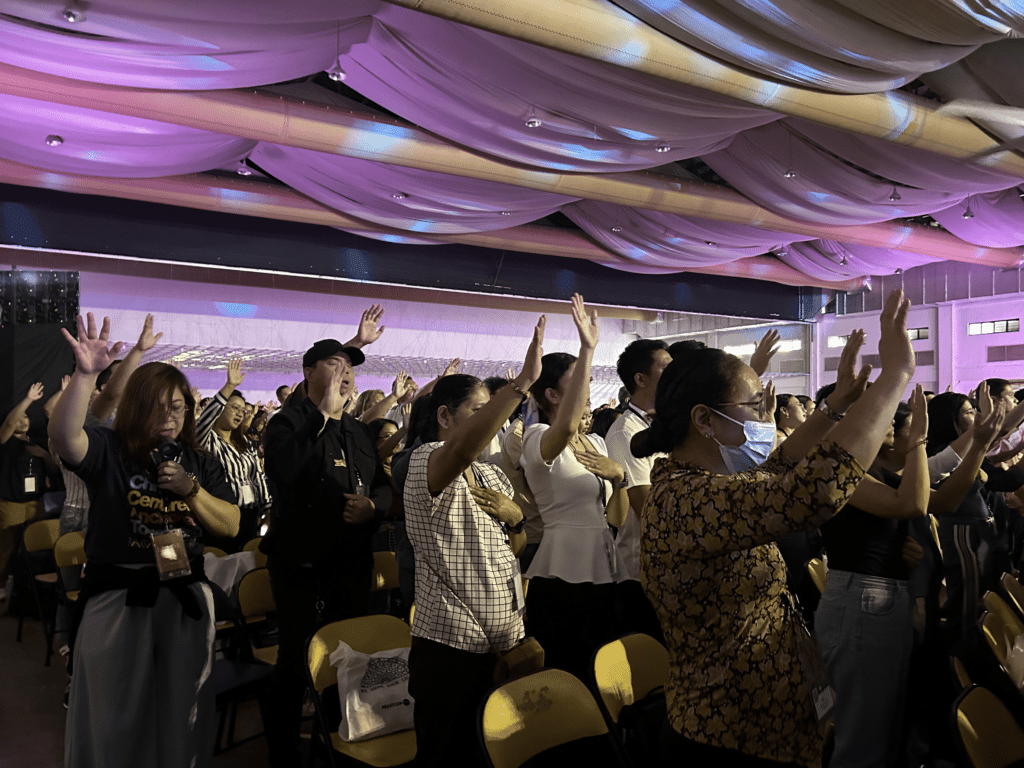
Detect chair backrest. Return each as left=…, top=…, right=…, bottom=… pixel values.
left=807, top=558, right=827, bottom=594
left=953, top=685, right=1024, bottom=768
left=371, top=550, right=400, bottom=591
left=237, top=567, right=275, bottom=620
left=23, top=519, right=61, bottom=553
left=307, top=614, right=412, bottom=694
left=204, top=546, right=228, bottom=558
left=54, top=531, right=86, bottom=569
left=982, top=591, right=1024, bottom=660
left=480, top=668, right=613, bottom=768
left=592, top=633, right=668, bottom=724
left=241, top=537, right=267, bottom=568
left=950, top=655, right=973, bottom=692
left=1002, top=573, right=1024, bottom=620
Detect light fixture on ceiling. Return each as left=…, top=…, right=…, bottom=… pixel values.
left=500, top=211, right=511, bottom=216
left=783, top=169, right=797, bottom=179
left=653, top=312, right=664, bottom=324
left=525, top=117, right=542, bottom=129
left=62, top=3, right=85, bottom=22
left=895, top=268, right=903, bottom=274
left=611, top=226, right=622, bottom=233
left=889, top=187, right=901, bottom=201
left=45, top=135, right=64, bottom=147
left=392, top=192, right=408, bottom=200
left=840, top=256, right=848, bottom=266
left=655, top=143, right=670, bottom=153
left=236, top=160, right=252, bottom=176
left=326, top=61, right=346, bottom=82
left=962, top=205, right=974, bottom=219
left=705, top=241, right=715, bottom=246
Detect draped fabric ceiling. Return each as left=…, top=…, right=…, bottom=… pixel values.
left=2, top=0, right=1024, bottom=289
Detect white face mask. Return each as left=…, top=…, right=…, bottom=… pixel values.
left=709, top=408, right=776, bottom=474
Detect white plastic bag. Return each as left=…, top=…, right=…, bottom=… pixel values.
left=329, top=640, right=415, bottom=742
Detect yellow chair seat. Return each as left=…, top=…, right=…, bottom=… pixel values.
left=253, top=645, right=278, bottom=665
left=328, top=729, right=417, bottom=768
left=66, top=590, right=80, bottom=603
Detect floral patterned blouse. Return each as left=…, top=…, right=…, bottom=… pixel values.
left=640, top=441, right=864, bottom=767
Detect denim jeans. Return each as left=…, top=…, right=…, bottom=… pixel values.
left=815, top=570, right=912, bottom=768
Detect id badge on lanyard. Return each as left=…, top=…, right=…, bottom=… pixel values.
left=24, top=458, right=36, bottom=495
left=152, top=529, right=192, bottom=580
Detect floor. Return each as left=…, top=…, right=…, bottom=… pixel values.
left=0, top=609, right=277, bottom=768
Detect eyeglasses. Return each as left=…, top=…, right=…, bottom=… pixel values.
left=715, top=394, right=767, bottom=420
left=158, top=403, right=188, bottom=419
left=223, top=404, right=246, bottom=414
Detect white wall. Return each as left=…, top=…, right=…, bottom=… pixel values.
left=815, top=294, right=1024, bottom=397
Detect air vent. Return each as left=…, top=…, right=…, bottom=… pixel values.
left=780, top=360, right=806, bottom=374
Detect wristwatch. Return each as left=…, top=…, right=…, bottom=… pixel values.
left=508, top=517, right=526, bottom=534
left=818, top=399, right=845, bottom=423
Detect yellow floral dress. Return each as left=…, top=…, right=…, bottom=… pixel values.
left=640, top=442, right=864, bottom=767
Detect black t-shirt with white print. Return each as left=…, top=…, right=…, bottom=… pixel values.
left=70, top=426, right=236, bottom=565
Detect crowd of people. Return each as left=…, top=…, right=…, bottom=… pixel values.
left=2, top=290, right=1024, bottom=768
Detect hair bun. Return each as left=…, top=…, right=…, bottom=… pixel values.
left=631, top=421, right=671, bottom=458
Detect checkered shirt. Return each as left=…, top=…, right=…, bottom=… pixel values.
left=404, top=442, right=524, bottom=653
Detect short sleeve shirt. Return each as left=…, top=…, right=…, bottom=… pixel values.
left=70, top=427, right=236, bottom=565
left=404, top=442, right=524, bottom=653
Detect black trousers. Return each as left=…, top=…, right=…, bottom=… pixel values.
left=265, top=559, right=371, bottom=768
left=660, top=724, right=799, bottom=768
left=408, top=637, right=495, bottom=768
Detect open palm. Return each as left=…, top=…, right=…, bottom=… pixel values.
left=62, top=313, right=124, bottom=376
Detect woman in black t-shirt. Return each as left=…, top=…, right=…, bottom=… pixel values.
left=49, top=313, right=239, bottom=768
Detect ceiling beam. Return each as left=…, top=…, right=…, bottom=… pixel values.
left=0, top=62, right=1018, bottom=272
left=0, top=156, right=868, bottom=291
left=380, top=0, right=1024, bottom=176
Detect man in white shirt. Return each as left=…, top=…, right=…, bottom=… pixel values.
left=604, top=339, right=672, bottom=641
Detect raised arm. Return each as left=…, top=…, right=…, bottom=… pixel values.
left=48, top=314, right=125, bottom=465
left=197, top=358, right=245, bottom=443
left=847, top=385, right=930, bottom=520
left=344, top=304, right=385, bottom=349
left=0, top=382, right=44, bottom=444
left=415, top=358, right=461, bottom=402
left=540, top=293, right=598, bottom=463
left=42, top=375, right=70, bottom=420
left=750, top=329, right=781, bottom=377
left=427, top=317, right=544, bottom=495
left=360, top=371, right=411, bottom=424
left=930, top=397, right=1005, bottom=517
left=91, top=313, right=162, bottom=422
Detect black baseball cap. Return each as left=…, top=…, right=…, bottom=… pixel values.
left=302, top=339, right=365, bottom=369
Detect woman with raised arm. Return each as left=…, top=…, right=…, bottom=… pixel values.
left=636, top=291, right=917, bottom=768
left=195, top=358, right=273, bottom=551
left=403, top=316, right=543, bottom=768
left=49, top=313, right=239, bottom=768
left=520, top=293, right=630, bottom=681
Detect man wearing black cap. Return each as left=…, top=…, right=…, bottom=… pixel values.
left=262, top=335, right=393, bottom=767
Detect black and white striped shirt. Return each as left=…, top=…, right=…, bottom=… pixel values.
left=197, top=393, right=272, bottom=515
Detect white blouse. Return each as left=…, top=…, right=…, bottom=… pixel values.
left=521, top=423, right=618, bottom=584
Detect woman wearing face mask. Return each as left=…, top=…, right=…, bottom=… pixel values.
left=521, top=294, right=629, bottom=681
left=49, top=314, right=239, bottom=768
left=635, top=292, right=916, bottom=768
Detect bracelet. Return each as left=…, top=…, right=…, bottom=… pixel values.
left=909, top=437, right=929, bottom=450
left=183, top=474, right=201, bottom=502
left=818, top=399, right=845, bottom=423
left=508, top=516, right=526, bottom=534
left=508, top=381, right=527, bottom=397
left=612, top=475, right=629, bottom=490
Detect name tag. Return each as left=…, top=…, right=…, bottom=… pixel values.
left=239, top=485, right=255, bottom=506
left=152, top=529, right=192, bottom=581
left=24, top=476, right=36, bottom=494
left=509, top=574, right=526, bottom=615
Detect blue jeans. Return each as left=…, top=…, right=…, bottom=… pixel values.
left=815, top=570, right=912, bottom=768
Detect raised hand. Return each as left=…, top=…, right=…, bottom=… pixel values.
left=61, top=313, right=125, bottom=376
left=26, top=382, right=45, bottom=401
left=762, top=380, right=777, bottom=425
left=190, top=386, right=200, bottom=402
left=60, top=375, right=70, bottom=392
left=353, top=304, right=386, bottom=347
left=977, top=379, right=994, bottom=419
left=831, top=329, right=871, bottom=412
left=878, top=290, right=914, bottom=378
left=443, top=358, right=462, bottom=377
left=393, top=370, right=411, bottom=401
left=570, top=293, right=599, bottom=350
left=750, top=329, right=781, bottom=377
left=972, top=398, right=1006, bottom=449
left=317, top=362, right=348, bottom=419
left=907, top=384, right=929, bottom=446
left=518, top=315, right=546, bottom=386
left=226, top=358, right=246, bottom=388
left=134, top=313, right=163, bottom=353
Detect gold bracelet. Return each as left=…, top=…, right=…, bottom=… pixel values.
left=910, top=437, right=929, bottom=450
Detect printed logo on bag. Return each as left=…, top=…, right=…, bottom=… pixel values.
left=520, top=686, right=552, bottom=713
left=360, top=656, right=409, bottom=691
